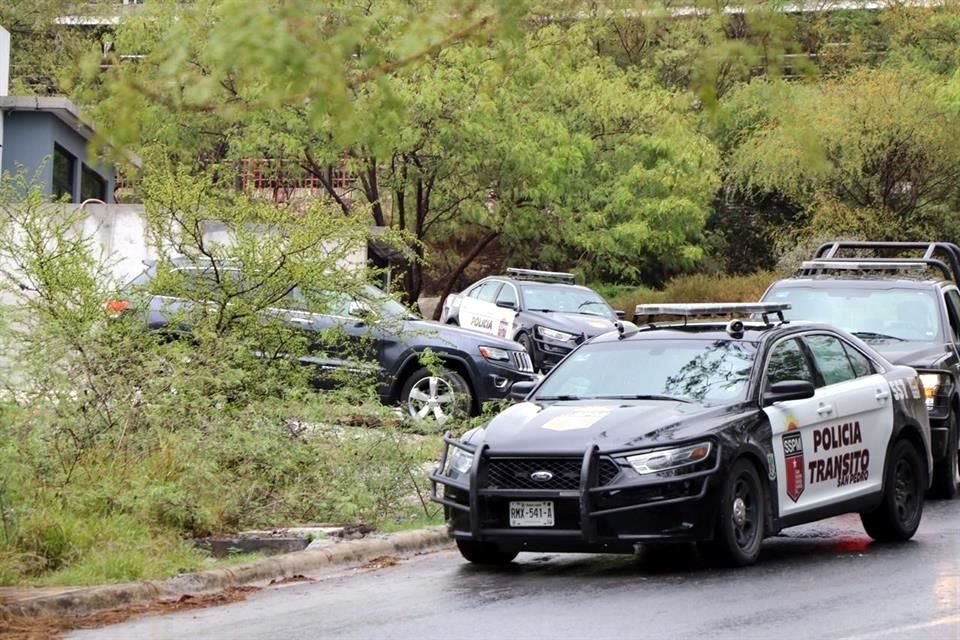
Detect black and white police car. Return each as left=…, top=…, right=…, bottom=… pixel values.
left=431, top=303, right=932, bottom=567
left=438, top=268, right=624, bottom=373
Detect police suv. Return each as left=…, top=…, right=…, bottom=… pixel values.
left=439, top=268, right=624, bottom=373
left=431, top=303, right=932, bottom=567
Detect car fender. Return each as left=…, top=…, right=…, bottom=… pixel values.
left=387, top=348, right=479, bottom=400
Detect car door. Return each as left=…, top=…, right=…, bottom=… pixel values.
left=493, top=282, right=520, bottom=339
left=762, top=337, right=831, bottom=518
left=799, top=333, right=893, bottom=502
left=457, top=280, right=503, bottom=337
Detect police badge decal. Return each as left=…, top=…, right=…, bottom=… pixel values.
left=783, top=431, right=805, bottom=502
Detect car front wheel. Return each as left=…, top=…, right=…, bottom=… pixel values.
left=861, top=438, right=925, bottom=542
left=400, top=366, right=473, bottom=426
left=456, top=540, right=518, bottom=565
left=698, top=458, right=765, bottom=567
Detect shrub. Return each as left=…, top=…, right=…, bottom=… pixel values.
left=607, top=271, right=777, bottom=316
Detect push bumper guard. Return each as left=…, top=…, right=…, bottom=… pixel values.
left=429, top=433, right=722, bottom=547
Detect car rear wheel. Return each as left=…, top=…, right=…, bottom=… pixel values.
left=456, top=540, right=518, bottom=565
left=861, top=438, right=925, bottom=542
left=929, top=411, right=959, bottom=499
left=400, top=366, right=473, bottom=426
left=698, top=458, right=765, bottom=567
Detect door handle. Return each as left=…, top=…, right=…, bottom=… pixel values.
left=816, top=404, right=834, bottom=416
left=875, top=388, right=891, bottom=401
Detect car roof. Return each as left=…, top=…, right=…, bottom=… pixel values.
left=769, top=277, right=946, bottom=290
left=482, top=276, right=597, bottom=293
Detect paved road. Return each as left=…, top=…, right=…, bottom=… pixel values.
left=73, top=501, right=960, bottom=640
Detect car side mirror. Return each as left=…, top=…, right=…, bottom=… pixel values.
left=496, top=300, right=517, bottom=310
left=763, top=380, right=816, bottom=406
left=510, top=380, right=536, bottom=400
left=615, top=310, right=625, bottom=319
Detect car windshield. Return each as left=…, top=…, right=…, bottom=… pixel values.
left=533, top=339, right=758, bottom=403
left=766, top=285, right=942, bottom=342
left=521, top=284, right=615, bottom=318
left=290, top=284, right=414, bottom=318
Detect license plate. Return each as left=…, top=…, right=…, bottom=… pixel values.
left=509, top=501, right=555, bottom=527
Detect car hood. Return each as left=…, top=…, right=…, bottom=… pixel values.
left=474, top=399, right=754, bottom=454
left=525, top=311, right=618, bottom=338
left=866, top=341, right=951, bottom=369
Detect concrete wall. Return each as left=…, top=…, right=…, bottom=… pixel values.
left=78, top=204, right=367, bottom=285
left=0, top=111, right=115, bottom=203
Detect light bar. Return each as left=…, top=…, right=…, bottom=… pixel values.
left=506, top=268, right=576, bottom=284
left=800, top=260, right=933, bottom=271
left=634, top=302, right=791, bottom=318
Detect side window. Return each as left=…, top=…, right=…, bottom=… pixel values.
left=496, top=284, right=517, bottom=308
left=805, top=335, right=857, bottom=386
left=944, top=290, right=960, bottom=343
left=842, top=342, right=876, bottom=378
left=476, top=282, right=502, bottom=303
left=766, top=338, right=815, bottom=386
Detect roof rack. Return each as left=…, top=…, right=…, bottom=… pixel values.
left=810, top=242, right=960, bottom=284
left=505, top=268, right=576, bottom=284
left=633, top=302, right=791, bottom=326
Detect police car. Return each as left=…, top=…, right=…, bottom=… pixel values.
left=439, top=268, right=624, bottom=373
left=430, top=303, right=932, bottom=567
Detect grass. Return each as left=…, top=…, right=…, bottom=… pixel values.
left=375, top=513, right=444, bottom=534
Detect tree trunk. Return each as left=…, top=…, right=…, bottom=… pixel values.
left=432, top=228, right=500, bottom=321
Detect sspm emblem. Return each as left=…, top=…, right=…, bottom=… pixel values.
left=783, top=432, right=805, bottom=502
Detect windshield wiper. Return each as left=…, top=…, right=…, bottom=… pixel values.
left=535, top=394, right=582, bottom=401
left=852, top=331, right=906, bottom=342
left=527, top=308, right=554, bottom=313
left=593, top=394, right=694, bottom=403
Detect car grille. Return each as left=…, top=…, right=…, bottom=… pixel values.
left=511, top=351, right=534, bottom=373
left=486, top=458, right=621, bottom=490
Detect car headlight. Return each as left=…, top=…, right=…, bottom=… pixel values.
left=537, top=326, right=577, bottom=342
left=919, top=373, right=948, bottom=409
left=479, top=345, right=511, bottom=362
left=445, top=447, right=475, bottom=475
left=625, top=442, right=712, bottom=475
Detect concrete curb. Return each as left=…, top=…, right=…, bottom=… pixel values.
left=1, top=526, right=451, bottom=619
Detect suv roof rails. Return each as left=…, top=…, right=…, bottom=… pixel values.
left=505, top=268, right=576, bottom=284
left=809, top=241, right=960, bottom=284
left=633, top=302, right=790, bottom=327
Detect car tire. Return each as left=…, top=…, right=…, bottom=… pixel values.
left=456, top=540, right=518, bottom=565
left=516, top=332, right=538, bottom=371
left=400, top=366, right=473, bottom=425
left=698, top=458, right=765, bottom=567
left=929, top=411, right=959, bottom=500
left=861, top=438, right=926, bottom=542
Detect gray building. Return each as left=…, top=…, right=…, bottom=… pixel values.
left=0, top=95, right=118, bottom=203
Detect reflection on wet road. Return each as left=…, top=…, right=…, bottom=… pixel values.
left=72, top=500, right=960, bottom=640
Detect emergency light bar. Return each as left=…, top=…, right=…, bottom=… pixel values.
left=506, top=268, right=576, bottom=284
left=633, top=302, right=791, bottom=325
left=797, top=258, right=952, bottom=280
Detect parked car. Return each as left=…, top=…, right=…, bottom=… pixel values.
left=439, top=268, right=624, bottom=372
left=431, top=302, right=932, bottom=567
left=123, top=259, right=537, bottom=424
left=760, top=241, right=960, bottom=498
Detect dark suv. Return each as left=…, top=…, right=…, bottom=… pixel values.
left=126, top=260, right=537, bottom=424
left=760, top=241, right=960, bottom=498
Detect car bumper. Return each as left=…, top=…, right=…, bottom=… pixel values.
left=473, top=360, right=538, bottom=404
left=429, top=437, right=723, bottom=554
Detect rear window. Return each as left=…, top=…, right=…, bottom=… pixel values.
left=766, top=285, right=942, bottom=342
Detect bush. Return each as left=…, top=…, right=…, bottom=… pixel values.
left=0, top=171, right=441, bottom=586
left=607, top=271, right=777, bottom=315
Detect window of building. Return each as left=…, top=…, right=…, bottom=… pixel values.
left=52, top=145, right=75, bottom=201
left=80, top=164, right=107, bottom=202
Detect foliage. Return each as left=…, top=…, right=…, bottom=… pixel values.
left=0, top=173, right=442, bottom=585
left=606, top=271, right=777, bottom=316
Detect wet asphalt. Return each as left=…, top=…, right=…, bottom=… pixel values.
left=71, top=500, right=960, bottom=640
